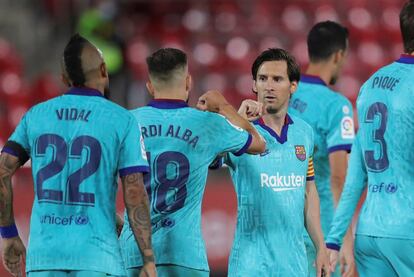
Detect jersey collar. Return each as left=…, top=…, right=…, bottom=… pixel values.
left=147, top=99, right=189, bottom=109
left=300, top=74, right=327, bottom=86
left=396, top=54, right=414, bottom=64
left=253, top=114, right=293, bottom=144
left=65, top=87, right=104, bottom=97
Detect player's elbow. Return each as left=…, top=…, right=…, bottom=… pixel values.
left=247, top=135, right=266, bottom=154
left=331, top=173, right=345, bottom=186
left=331, top=173, right=346, bottom=189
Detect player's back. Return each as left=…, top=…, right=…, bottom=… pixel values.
left=289, top=75, right=354, bottom=235
left=120, top=99, right=251, bottom=271
left=356, top=55, right=414, bottom=238
left=19, top=88, right=138, bottom=275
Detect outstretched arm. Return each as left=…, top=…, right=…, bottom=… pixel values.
left=197, top=90, right=266, bottom=154
left=121, top=172, right=156, bottom=277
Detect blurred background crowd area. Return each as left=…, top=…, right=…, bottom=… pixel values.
left=0, top=0, right=406, bottom=276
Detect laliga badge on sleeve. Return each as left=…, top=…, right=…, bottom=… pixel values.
left=341, top=116, right=355, bottom=139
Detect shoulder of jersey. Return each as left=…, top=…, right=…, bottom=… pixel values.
left=27, top=95, right=67, bottom=116
left=297, top=81, right=339, bottom=107
left=29, top=95, right=61, bottom=110
left=331, top=89, right=352, bottom=107
left=297, top=80, right=331, bottom=94
left=130, top=105, right=151, bottom=115
left=31, top=94, right=132, bottom=121
left=132, top=105, right=196, bottom=112
left=289, top=113, right=313, bottom=133
left=361, top=62, right=397, bottom=89
left=133, top=105, right=220, bottom=119
left=311, top=84, right=352, bottom=112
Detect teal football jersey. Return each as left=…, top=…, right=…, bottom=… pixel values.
left=2, top=88, right=149, bottom=275
left=226, top=115, right=314, bottom=277
left=289, top=74, right=355, bottom=236
left=119, top=99, right=251, bottom=271
left=327, top=54, right=414, bottom=248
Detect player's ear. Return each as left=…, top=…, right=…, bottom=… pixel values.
left=186, top=74, right=192, bottom=92
left=333, top=50, right=344, bottom=65
left=61, top=73, right=71, bottom=87
left=289, top=80, right=298, bottom=94
left=146, top=81, right=155, bottom=97
left=100, top=62, right=108, bottom=78
left=252, top=80, right=258, bottom=94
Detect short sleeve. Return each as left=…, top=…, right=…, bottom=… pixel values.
left=118, top=116, right=149, bottom=177
left=306, top=127, right=315, bottom=181
left=306, top=157, right=315, bottom=181
left=1, top=113, right=30, bottom=164
left=210, top=114, right=252, bottom=156
left=326, top=97, right=355, bottom=153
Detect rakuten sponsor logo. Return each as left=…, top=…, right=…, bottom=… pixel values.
left=261, top=173, right=305, bottom=192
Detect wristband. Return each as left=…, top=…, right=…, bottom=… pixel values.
left=326, top=242, right=340, bottom=251
left=0, top=224, right=18, bottom=238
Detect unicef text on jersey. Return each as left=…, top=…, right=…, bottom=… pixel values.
left=40, top=213, right=90, bottom=226
left=368, top=182, right=398, bottom=194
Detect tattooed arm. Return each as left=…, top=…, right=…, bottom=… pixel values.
left=0, top=152, right=26, bottom=277
left=121, top=172, right=156, bottom=277
left=0, top=153, right=19, bottom=226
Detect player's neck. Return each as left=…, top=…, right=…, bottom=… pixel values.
left=153, top=89, right=187, bottom=101
left=305, top=64, right=332, bottom=85
left=83, top=81, right=105, bottom=95
left=262, top=109, right=288, bottom=136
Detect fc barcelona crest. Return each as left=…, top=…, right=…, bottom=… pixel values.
left=295, top=145, right=306, bottom=161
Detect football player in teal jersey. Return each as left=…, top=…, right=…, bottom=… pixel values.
left=119, top=48, right=266, bottom=277
left=326, top=2, right=414, bottom=277
left=288, top=21, right=356, bottom=277
left=224, top=48, right=330, bottom=277
left=0, top=35, right=155, bottom=277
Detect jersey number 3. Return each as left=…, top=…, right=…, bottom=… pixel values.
left=364, top=102, right=389, bottom=172
left=35, top=134, right=101, bottom=206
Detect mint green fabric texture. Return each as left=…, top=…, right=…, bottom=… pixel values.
left=6, top=88, right=148, bottom=275
left=226, top=115, right=314, bottom=277
left=120, top=100, right=251, bottom=271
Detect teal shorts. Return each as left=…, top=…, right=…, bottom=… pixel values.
left=127, top=264, right=209, bottom=277
left=305, top=239, right=340, bottom=277
left=27, top=271, right=123, bottom=277
left=355, top=235, right=414, bottom=277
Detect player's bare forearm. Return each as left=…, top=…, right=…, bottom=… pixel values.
left=342, top=227, right=354, bottom=253
left=330, top=177, right=344, bottom=207
left=219, top=104, right=266, bottom=154
left=305, top=181, right=331, bottom=276
left=0, top=153, right=20, bottom=226
left=122, top=173, right=155, bottom=264
left=304, top=181, right=325, bottom=250
left=329, top=151, right=348, bottom=206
